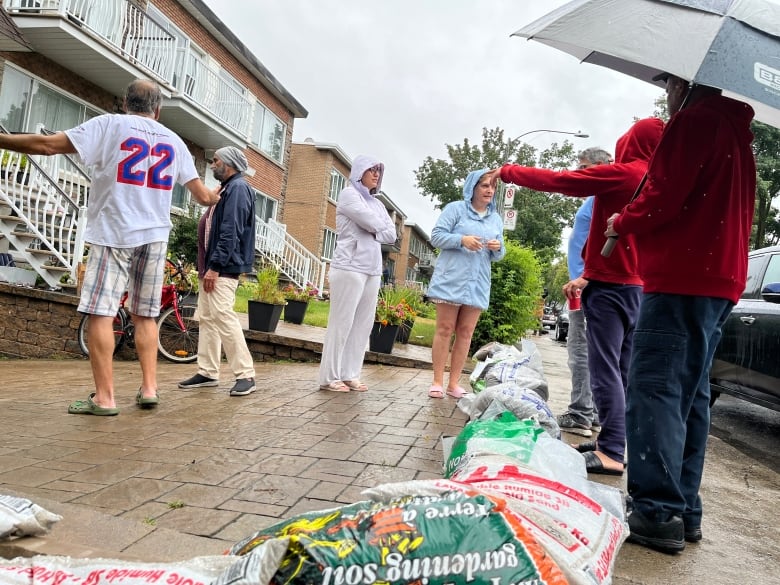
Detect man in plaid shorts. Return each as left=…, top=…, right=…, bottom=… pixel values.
left=0, top=79, right=218, bottom=415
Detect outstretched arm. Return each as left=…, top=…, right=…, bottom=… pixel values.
left=0, top=132, right=76, bottom=155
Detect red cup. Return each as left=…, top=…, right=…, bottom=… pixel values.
left=568, top=289, right=582, bottom=311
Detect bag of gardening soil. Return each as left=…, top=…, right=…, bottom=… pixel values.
left=229, top=491, right=568, bottom=585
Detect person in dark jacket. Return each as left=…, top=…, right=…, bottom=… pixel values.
left=607, top=77, right=756, bottom=554
left=179, top=146, right=257, bottom=397
left=486, top=118, right=664, bottom=476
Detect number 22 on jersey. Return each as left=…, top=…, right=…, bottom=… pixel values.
left=116, top=137, right=175, bottom=190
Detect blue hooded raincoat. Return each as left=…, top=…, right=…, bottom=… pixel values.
left=426, top=169, right=505, bottom=310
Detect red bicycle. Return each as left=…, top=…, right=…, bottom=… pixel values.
left=77, top=284, right=199, bottom=363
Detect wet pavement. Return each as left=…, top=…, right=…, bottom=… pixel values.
left=0, top=332, right=778, bottom=584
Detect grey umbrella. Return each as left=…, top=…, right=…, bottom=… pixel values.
left=513, top=0, right=780, bottom=128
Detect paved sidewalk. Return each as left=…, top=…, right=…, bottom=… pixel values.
left=1, top=335, right=778, bottom=584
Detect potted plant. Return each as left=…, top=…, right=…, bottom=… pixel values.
left=281, top=282, right=318, bottom=324
left=370, top=288, right=410, bottom=354
left=247, top=266, right=286, bottom=332
left=389, top=286, right=427, bottom=344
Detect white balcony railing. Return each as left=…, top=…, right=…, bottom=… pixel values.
left=6, top=0, right=253, bottom=138
left=178, top=52, right=253, bottom=137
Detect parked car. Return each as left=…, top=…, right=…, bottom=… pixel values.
left=541, top=306, right=557, bottom=330
left=554, top=306, right=569, bottom=342
left=710, top=245, right=780, bottom=411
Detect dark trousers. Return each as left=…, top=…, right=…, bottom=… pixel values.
left=626, top=293, right=732, bottom=526
left=581, top=281, right=642, bottom=463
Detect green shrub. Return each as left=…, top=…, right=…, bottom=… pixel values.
left=168, top=214, right=199, bottom=260
left=471, top=240, right=544, bottom=351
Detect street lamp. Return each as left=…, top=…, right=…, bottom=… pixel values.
left=515, top=129, right=589, bottom=140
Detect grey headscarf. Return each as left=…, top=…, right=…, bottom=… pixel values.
left=215, top=146, right=248, bottom=173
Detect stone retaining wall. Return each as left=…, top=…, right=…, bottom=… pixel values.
left=0, top=283, right=83, bottom=359
left=0, top=283, right=321, bottom=362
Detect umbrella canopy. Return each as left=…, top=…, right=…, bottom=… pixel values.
left=513, top=0, right=780, bottom=128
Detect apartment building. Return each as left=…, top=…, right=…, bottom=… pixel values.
left=397, top=222, right=435, bottom=289
left=0, top=0, right=306, bottom=287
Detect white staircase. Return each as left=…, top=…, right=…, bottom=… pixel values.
left=0, top=132, right=90, bottom=291
left=255, top=218, right=327, bottom=294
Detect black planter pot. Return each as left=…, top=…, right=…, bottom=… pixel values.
left=247, top=300, right=284, bottom=332
left=369, top=322, right=399, bottom=354
left=395, top=318, right=415, bottom=344
left=283, top=300, right=308, bottom=324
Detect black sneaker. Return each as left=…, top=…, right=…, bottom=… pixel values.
left=627, top=509, right=685, bottom=554
left=556, top=413, right=593, bottom=437
left=178, top=373, right=219, bottom=389
left=684, top=525, right=703, bottom=543
left=229, top=378, right=256, bottom=396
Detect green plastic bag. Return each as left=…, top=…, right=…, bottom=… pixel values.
left=444, top=411, right=544, bottom=478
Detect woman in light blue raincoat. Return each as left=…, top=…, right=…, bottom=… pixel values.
left=427, top=169, right=505, bottom=399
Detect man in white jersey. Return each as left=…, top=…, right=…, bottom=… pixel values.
left=0, top=79, right=218, bottom=415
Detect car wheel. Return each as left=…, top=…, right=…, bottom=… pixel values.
left=554, top=324, right=566, bottom=342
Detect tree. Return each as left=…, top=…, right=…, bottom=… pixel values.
left=751, top=121, right=780, bottom=249
left=415, top=127, right=581, bottom=264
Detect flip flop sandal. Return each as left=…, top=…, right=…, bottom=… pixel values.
left=573, top=440, right=598, bottom=453
left=320, top=381, right=350, bottom=392
left=583, top=451, right=624, bottom=476
left=136, top=389, right=160, bottom=408
left=344, top=380, right=368, bottom=392
left=68, top=393, right=119, bottom=416
left=428, top=385, right=444, bottom=399
left=445, top=386, right=466, bottom=399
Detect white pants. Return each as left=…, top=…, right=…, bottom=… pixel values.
left=196, top=277, right=255, bottom=380
left=318, top=269, right=381, bottom=384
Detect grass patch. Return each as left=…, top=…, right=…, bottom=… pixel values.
left=233, top=286, right=434, bottom=348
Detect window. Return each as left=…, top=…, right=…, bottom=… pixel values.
left=255, top=190, right=278, bottom=223
left=251, top=101, right=286, bottom=164
left=329, top=168, right=346, bottom=202
left=0, top=65, right=101, bottom=133
left=761, top=254, right=780, bottom=291
left=410, top=236, right=426, bottom=258
left=322, top=228, right=337, bottom=260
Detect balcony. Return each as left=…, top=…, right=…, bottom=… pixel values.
left=5, top=0, right=250, bottom=149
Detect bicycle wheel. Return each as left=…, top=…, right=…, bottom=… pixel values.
left=77, top=310, right=127, bottom=357
left=157, top=304, right=199, bottom=363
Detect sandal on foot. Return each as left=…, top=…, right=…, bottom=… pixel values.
left=572, top=440, right=598, bottom=453
left=428, top=384, right=444, bottom=399
left=136, top=389, right=160, bottom=408
left=446, top=386, right=466, bottom=399
left=583, top=451, right=624, bottom=476
left=68, top=393, right=119, bottom=416
left=320, top=381, right=349, bottom=393
left=344, top=380, right=368, bottom=392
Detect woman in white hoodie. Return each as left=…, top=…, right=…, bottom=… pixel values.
left=318, top=155, right=397, bottom=392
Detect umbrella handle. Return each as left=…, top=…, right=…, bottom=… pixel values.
left=601, top=235, right=618, bottom=257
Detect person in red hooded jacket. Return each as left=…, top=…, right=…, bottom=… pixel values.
left=606, top=76, right=756, bottom=554
left=485, top=117, right=664, bottom=476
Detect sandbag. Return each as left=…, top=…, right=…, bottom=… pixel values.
left=229, top=492, right=569, bottom=585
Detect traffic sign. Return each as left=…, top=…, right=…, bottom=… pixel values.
left=503, top=209, right=517, bottom=230
left=504, top=187, right=515, bottom=207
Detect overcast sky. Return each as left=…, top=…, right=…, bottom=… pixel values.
left=203, top=0, right=662, bottom=236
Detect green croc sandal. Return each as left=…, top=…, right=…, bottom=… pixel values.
left=68, top=393, right=119, bottom=416
left=136, top=389, right=160, bottom=408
